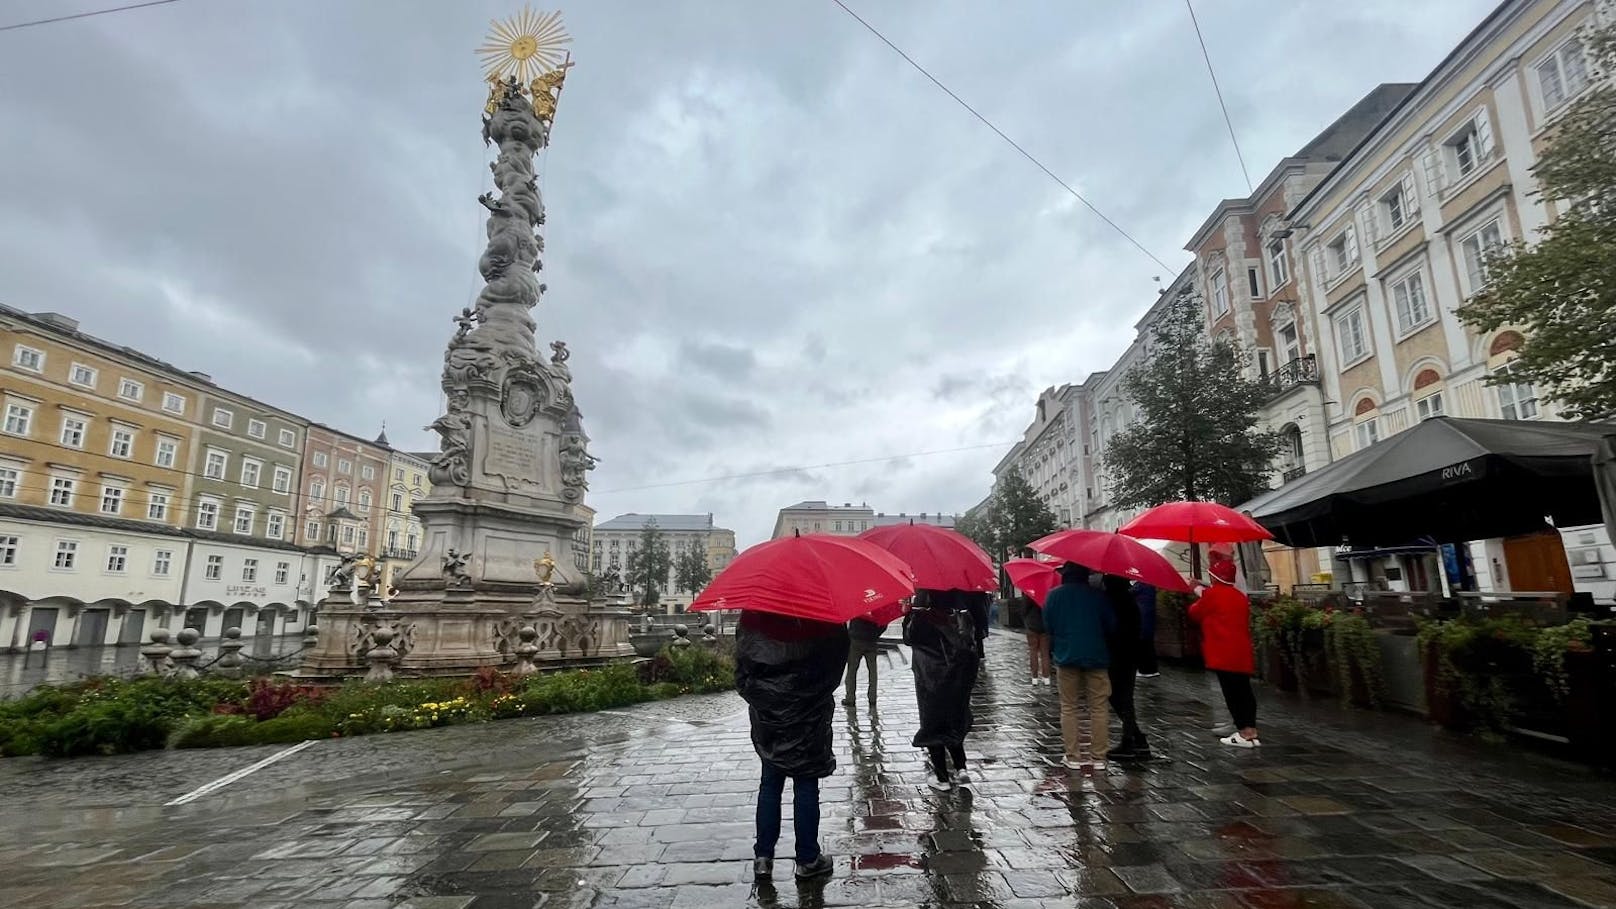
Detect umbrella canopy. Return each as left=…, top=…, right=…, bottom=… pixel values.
left=690, top=534, right=916, bottom=622
left=1119, top=501, right=1272, bottom=545
left=1241, top=417, right=1615, bottom=548
left=1003, top=557, right=1062, bottom=605
left=862, top=599, right=906, bottom=626
left=1028, top=529, right=1192, bottom=592
left=857, top=523, right=996, bottom=592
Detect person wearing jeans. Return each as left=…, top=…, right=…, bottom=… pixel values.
left=1189, top=560, right=1260, bottom=747
left=736, top=610, right=849, bottom=880
left=1041, top=564, right=1116, bottom=770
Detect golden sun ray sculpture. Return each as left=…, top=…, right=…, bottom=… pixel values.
left=477, top=7, right=571, bottom=84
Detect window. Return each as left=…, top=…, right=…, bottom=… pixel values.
left=240, top=459, right=261, bottom=488
left=153, top=550, right=172, bottom=575
left=1246, top=267, right=1262, bottom=299
left=162, top=392, right=186, bottom=415
left=274, top=562, right=290, bottom=585
left=1326, top=227, right=1358, bottom=276
left=279, top=428, right=296, bottom=448
left=1354, top=419, right=1380, bottom=450
left=4, top=402, right=33, bottom=436
left=106, top=545, right=128, bottom=573
left=1256, top=349, right=1272, bottom=379
left=1210, top=268, right=1229, bottom=315
left=155, top=436, right=178, bottom=468
left=100, top=485, right=124, bottom=515
left=59, top=416, right=86, bottom=448
left=412, top=473, right=421, bottom=487
left=358, top=529, right=368, bottom=549
left=394, top=467, right=404, bottom=482
left=49, top=476, right=76, bottom=507
left=335, top=486, right=351, bottom=507
left=242, top=559, right=258, bottom=582
left=342, top=525, right=356, bottom=545
left=1390, top=271, right=1431, bottom=335
left=272, top=466, right=292, bottom=494
left=247, top=419, right=267, bottom=440
left=54, top=540, right=77, bottom=570
left=1446, top=111, right=1494, bottom=180
left=147, top=491, right=170, bottom=521
left=306, top=520, right=321, bottom=540
left=211, top=408, right=233, bottom=429
left=1416, top=392, right=1445, bottom=421
left=388, top=529, right=399, bottom=550
left=266, top=511, right=285, bottom=539
left=109, top=426, right=134, bottom=458
left=12, top=345, right=43, bottom=372
left=1496, top=362, right=1539, bottom=420
left=1379, top=174, right=1418, bottom=234
left=1538, top=38, right=1589, bottom=110
left=358, top=489, right=372, bottom=511
left=833, top=520, right=843, bottom=533
left=118, top=378, right=143, bottom=402
left=0, top=535, right=16, bottom=566
left=1459, top=220, right=1504, bottom=296
left=407, top=533, right=417, bottom=552
left=391, top=492, right=404, bottom=511
left=69, top=363, right=98, bottom=387
left=310, top=478, right=326, bottom=503
left=196, top=498, right=220, bottom=530
left=204, top=450, right=228, bottom=480
left=0, top=466, right=16, bottom=498
left=1278, top=323, right=1300, bottom=364
left=338, top=458, right=352, bottom=475
left=1335, top=307, right=1370, bottom=363
left=361, top=464, right=375, bottom=480
left=205, top=554, right=223, bottom=580
left=233, top=505, right=256, bottom=535
left=313, top=451, right=328, bottom=468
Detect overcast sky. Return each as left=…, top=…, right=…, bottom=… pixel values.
left=0, top=0, right=1500, bottom=546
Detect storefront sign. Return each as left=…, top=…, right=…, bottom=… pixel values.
left=225, top=585, right=266, bottom=599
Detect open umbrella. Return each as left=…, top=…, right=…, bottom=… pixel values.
left=862, top=598, right=907, bottom=626
left=689, top=534, right=916, bottom=622
left=1003, top=557, right=1061, bottom=605
left=1028, top=529, right=1192, bottom=592
left=1119, top=501, right=1272, bottom=544
left=857, top=523, right=996, bottom=592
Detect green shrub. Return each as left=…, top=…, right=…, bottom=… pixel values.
left=169, top=714, right=256, bottom=749
left=522, top=664, right=651, bottom=714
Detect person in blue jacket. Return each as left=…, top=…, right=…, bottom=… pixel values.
left=1041, top=563, right=1116, bottom=770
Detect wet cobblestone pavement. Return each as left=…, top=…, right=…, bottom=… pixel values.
left=4, top=632, right=1616, bottom=908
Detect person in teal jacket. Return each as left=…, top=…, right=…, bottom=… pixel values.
left=1041, top=563, right=1116, bottom=770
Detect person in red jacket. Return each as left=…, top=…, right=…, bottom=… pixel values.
left=1188, top=559, right=1260, bottom=748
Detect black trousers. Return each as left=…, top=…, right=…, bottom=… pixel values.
left=1136, top=637, right=1160, bottom=675
left=927, top=744, right=967, bottom=781
left=1109, top=655, right=1141, bottom=738
left=1215, top=670, right=1258, bottom=729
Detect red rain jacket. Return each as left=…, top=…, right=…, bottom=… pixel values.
left=1188, top=582, right=1254, bottom=675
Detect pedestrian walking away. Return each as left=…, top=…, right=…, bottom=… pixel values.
left=1018, top=592, right=1053, bottom=687
left=843, top=616, right=886, bottom=707
left=735, top=609, right=849, bottom=880
left=1102, top=574, right=1150, bottom=761
left=1189, top=559, right=1261, bottom=748
left=904, top=589, right=986, bottom=791
left=1041, top=563, right=1116, bottom=771
left=1133, top=580, right=1160, bottom=678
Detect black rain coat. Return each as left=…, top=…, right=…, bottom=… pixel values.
left=735, top=610, right=850, bottom=779
left=904, top=590, right=987, bottom=749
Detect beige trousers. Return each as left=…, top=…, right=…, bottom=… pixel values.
left=1056, top=665, right=1112, bottom=761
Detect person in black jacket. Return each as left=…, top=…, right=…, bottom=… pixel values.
left=735, top=609, right=849, bottom=881
left=1102, top=574, right=1150, bottom=760
left=904, top=589, right=987, bottom=791
left=843, top=617, right=887, bottom=707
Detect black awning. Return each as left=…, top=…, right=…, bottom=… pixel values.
left=1242, top=417, right=1616, bottom=548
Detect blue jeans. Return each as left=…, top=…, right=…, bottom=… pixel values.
left=755, top=761, right=820, bottom=864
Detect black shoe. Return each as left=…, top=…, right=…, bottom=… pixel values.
left=753, top=857, right=773, bottom=879
left=841, top=697, right=855, bottom=707
left=794, top=854, right=833, bottom=879
left=1105, top=743, right=1139, bottom=762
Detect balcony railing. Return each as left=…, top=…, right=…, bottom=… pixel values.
left=381, top=546, right=419, bottom=561
left=1281, top=465, right=1307, bottom=484
left=1264, top=355, right=1319, bottom=397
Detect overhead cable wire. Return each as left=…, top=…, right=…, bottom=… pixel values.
left=1183, top=0, right=1253, bottom=193
left=0, top=0, right=181, bottom=33
left=829, top=0, right=1174, bottom=273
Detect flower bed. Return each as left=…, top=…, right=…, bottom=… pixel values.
left=1416, top=615, right=1596, bottom=742
left=0, top=645, right=735, bottom=758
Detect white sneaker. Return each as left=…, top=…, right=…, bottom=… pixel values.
left=1061, top=757, right=1086, bottom=770
left=1090, top=760, right=1107, bottom=772
left=1042, top=677, right=1053, bottom=687
left=1136, top=671, right=1160, bottom=679
left=927, top=778, right=954, bottom=792
left=1220, top=732, right=1259, bottom=749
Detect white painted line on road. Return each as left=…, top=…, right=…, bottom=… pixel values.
left=164, top=740, right=316, bottom=806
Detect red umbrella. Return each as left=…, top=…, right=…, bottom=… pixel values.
left=1118, top=501, right=1272, bottom=544
left=1027, top=529, right=1191, bottom=592
left=1003, top=557, right=1061, bottom=605
left=689, top=534, right=916, bottom=622
left=862, top=599, right=907, bottom=626
left=857, top=524, right=996, bottom=592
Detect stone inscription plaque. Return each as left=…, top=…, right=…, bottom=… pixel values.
left=485, top=424, right=541, bottom=478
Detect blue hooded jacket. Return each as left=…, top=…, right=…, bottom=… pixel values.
left=1041, top=566, right=1116, bottom=669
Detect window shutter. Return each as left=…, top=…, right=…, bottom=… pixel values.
left=1400, top=172, right=1419, bottom=216
left=1344, top=225, right=1359, bottom=264
left=1358, top=200, right=1379, bottom=245
left=1420, top=147, right=1443, bottom=196
left=1474, top=108, right=1496, bottom=160
left=1310, top=246, right=1327, bottom=283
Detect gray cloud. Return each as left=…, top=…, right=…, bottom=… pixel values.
left=0, top=0, right=1501, bottom=544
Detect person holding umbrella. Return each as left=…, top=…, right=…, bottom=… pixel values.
left=1189, top=558, right=1261, bottom=747
left=1133, top=581, right=1160, bottom=679
left=1042, top=563, right=1116, bottom=770
left=904, top=588, right=987, bottom=790
left=1101, top=574, right=1150, bottom=761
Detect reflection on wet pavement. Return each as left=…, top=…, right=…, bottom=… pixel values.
left=2, top=633, right=1614, bottom=908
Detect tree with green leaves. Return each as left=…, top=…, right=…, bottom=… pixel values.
left=674, top=541, right=713, bottom=596
left=624, top=521, right=673, bottom=607
left=1456, top=20, right=1616, bottom=421
left=989, top=469, right=1059, bottom=560
left=1104, top=290, right=1281, bottom=511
